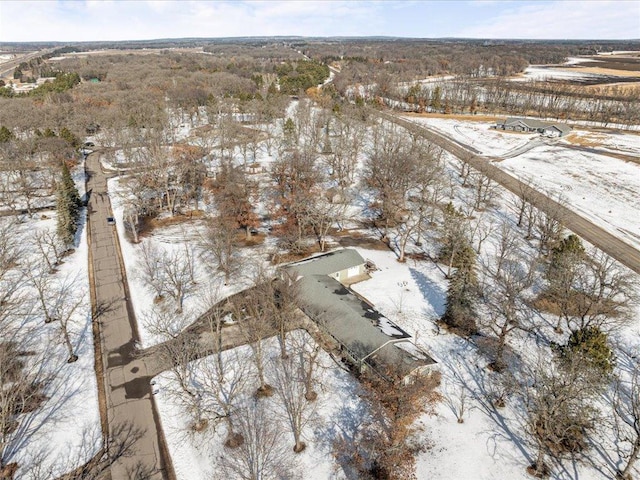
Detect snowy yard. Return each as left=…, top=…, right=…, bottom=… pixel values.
left=104, top=104, right=640, bottom=480
left=153, top=332, right=367, bottom=480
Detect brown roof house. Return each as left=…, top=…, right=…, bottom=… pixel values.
left=283, top=249, right=436, bottom=380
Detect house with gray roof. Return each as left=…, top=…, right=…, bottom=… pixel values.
left=284, top=249, right=436, bottom=379
left=496, top=117, right=572, bottom=137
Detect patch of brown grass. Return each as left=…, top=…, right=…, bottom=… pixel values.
left=563, top=133, right=606, bottom=147
left=139, top=210, right=206, bottom=236
left=566, top=66, right=640, bottom=77
left=584, top=82, right=640, bottom=95
left=532, top=291, right=620, bottom=318
left=271, top=244, right=324, bottom=264
left=238, top=232, right=266, bottom=247
left=405, top=251, right=431, bottom=262
left=336, top=230, right=390, bottom=250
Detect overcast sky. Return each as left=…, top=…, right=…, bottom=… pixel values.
left=0, top=0, right=638, bottom=43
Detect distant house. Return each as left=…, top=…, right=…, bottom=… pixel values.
left=284, top=249, right=436, bottom=379
left=496, top=117, right=572, bottom=137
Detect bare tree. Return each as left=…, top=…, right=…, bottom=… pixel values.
left=544, top=239, right=637, bottom=333
left=289, top=332, right=322, bottom=402
left=335, top=370, right=441, bottom=480
left=270, top=147, right=322, bottom=252
left=469, top=170, right=499, bottom=212
left=533, top=193, right=566, bottom=256
left=160, top=331, right=208, bottom=432
left=570, top=249, right=637, bottom=332
left=234, top=289, right=276, bottom=397
left=520, top=355, right=603, bottom=478
left=162, top=245, right=197, bottom=313
left=32, top=228, right=66, bottom=273
left=271, top=354, right=315, bottom=453
left=202, top=215, right=239, bottom=285
left=137, top=241, right=167, bottom=302
left=217, top=402, right=297, bottom=480
left=137, top=241, right=196, bottom=312
left=469, top=213, right=497, bottom=254
left=49, top=274, right=86, bottom=363
left=59, top=421, right=153, bottom=480
left=201, top=348, right=254, bottom=448
left=304, top=195, right=346, bottom=253
left=362, top=123, right=418, bottom=237
left=612, top=349, right=640, bottom=480
left=481, top=249, right=535, bottom=371
left=0, top=337, right=54, bottom=476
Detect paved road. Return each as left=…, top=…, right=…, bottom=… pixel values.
left=86, top=153, right=174, bottom=479
left=0, top=48, right=55, bottom=79
left=378, top=111, right=640, bottom=276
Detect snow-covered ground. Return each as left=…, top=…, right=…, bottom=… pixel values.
left=351, top=246, right=639, bottom=480
left=153, top=331, right=366, bottom=480
left=498, top=142, right=640, bottom=251
left=6, top=162, right=100, bottom=479
left=106, top=104, right=640, bottom=480
left=520, top=65, right=607, bottom=82
left=402, top=115, right=640, bottom=251
left=402, top=115, right=539, bottom=156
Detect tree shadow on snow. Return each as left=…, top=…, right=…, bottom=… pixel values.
left=312, top=379, right=370, bottom=480
left=409, top=267, right=446, bottom=317
left=436, top=343, right=534, bottom=471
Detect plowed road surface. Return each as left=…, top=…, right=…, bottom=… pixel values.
left=378, top=111, right=640, bottom=276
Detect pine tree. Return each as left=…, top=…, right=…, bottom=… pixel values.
left=283, top=117, right=296, bottom=148
left=56, top=161, right=82, bottom=247
left=442, top=241, right=478, bottom=335
left=59, top=127, right=80, bottom=149
left=430, top=86, right=442, bottom=111
left=0, top=126, right=13, bottom=143
left=560, top=326, right=615, bottom=376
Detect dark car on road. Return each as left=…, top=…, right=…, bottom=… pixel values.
left=107, top=217, right=115, bottom=225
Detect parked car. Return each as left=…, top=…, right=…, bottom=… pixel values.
left=107, top=217, right=115, bottom=225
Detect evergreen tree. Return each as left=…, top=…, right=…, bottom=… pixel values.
left=560, top=326, right=615, bottom=376
left=442, top=241, right=478, bottom=335
left=430, top=86, right=442, bottom=111
left=56, top=161, right=82, bottom=246
left=283, top=117, right=296, bottom=147
left=545, top=234, right=585, bottom=331
left=59, top=127, right=80, bottom=149
left=0, top=126, right=13, bottom=143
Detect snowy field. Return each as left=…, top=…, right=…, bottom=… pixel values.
left=520, top=65, right=607, bottom=82
left=402, top=115, right=539, bottom=157
left=497, top=143, right=640, bottom=251
left=402, top=115, right=640, bottom=252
